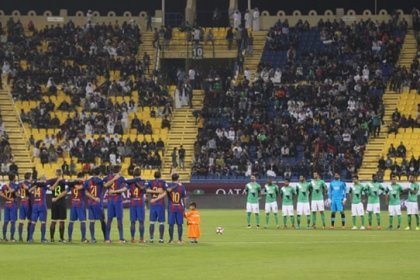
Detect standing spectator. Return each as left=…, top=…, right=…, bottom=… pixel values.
left=146, top=11, right=153, bottom=31
left=232, top=10, right=241, bottom=29
left=244, top=9, right=252, bottom=29
left=143, top=52, right=151, bottom=74
left=252, top=8, right=260, bottom=31
left=179, top=145, right=186, bottom=170
left=371, top=114, right=381, bottom=137
left=171, top=147, right=178, bottom=173
left=226, top=27, right=234, bottom=50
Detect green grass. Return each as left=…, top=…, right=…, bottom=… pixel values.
left=1, top=209, right=420, bottom=280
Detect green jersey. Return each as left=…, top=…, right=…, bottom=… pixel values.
left=296, top=182, right=311, bottom=203
left=245, top=182, right=261, bottom=203
left=407, top=182, right=419, bottom=203
left=281, top=185, right=295, bottom=206
left=349, top=183, right=366, bottom=204
left=386, top=183, right=403, bottom=206
left=366, top=181, right=384, bottom=204
left=310, top=179, right=326, bottom=201
left=264, top=183, right=279, bottom=203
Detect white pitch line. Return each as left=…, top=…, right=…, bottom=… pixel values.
left=203, top=240, right=420, bottom=244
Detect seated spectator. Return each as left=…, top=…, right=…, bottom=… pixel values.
left=388, top=144, right=397, bottom=157
left=397, top=142, right=407, bottom=158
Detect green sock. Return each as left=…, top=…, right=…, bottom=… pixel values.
left=397, top=215, right=401, bottom=227
left=361, top=215, right=365, bottom=226
left=255, top=214, right=260, bottom=226
left=265, top=214, right=269, bottom=226
left=290, top=216, right=295, bottom=226
left=415, top=214, right=419, bottom=226
left=306, top=215, right=311, bottom=227
left=274, top=213, right=279, bottom=226
left=376, top=213, right=381, bottom=226
left=408, top=215, right=412, bottom=227
left=368, top=212, right=373, bottom=226
left=312, top=212, right=317, bottom=226
left=247, top=213, right=251, bottom=225
left=352, top=216, right=356, bottom=226
left=283, top=216, right=287, bottom=226
left=389, top=216, right=393, bottom=227
left=297, top=215, right=301, bottom=227
left=321, top=212, right=326, bottom=226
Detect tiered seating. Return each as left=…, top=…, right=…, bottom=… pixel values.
left=3, top=19, right=170, bottom=179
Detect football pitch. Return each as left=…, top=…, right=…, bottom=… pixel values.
left=1, top=209, right=420, bottom=280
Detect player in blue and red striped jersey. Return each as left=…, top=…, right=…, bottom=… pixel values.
left=103, top=165, right=127, bottom=243
left=146, top=171, right=168, bottom=243
left=0, top=174, right=19, bottom=242
left=84, top=168, right=106, bottom=243
left=126, top=167, right=147, bottom=243
left=63, top=173, right=87, bottom=242
left=151, top=173, right=187, bottom=244
left=17, top=172, right=33, bottom=241
left=28, top=176, right=50, bottom=242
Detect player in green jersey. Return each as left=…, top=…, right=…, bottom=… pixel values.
left=310, top=172, right=327, bottom=229
left=280, top=178, right=296, bottom=229
left=264, top=177, right=280, bottom=228
left=349, top=175, right=366, bottom=230
left=245, top=175, right=261, bottom=228
left=385, top=176, right=403, bottom=229
left=405, top=175, right=419, bottom=231
left=366, top=174, right=385, bottom=230
left=296, top=175, right=311, bottom=229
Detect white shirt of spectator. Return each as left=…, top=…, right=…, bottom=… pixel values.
left=121, top=111, right=129, bottom=130
left=207, top=138, right=216, bottom=149
left=245, top=161, right=253, bottom=177
left=244, top=68, right=251, bottom=81
left=188, top=69, right=196, bottom=81
left=107, top=121, right=115, bottom=134
left=85, top=122, right=93, bottom=135
left=362, top=66, right=369, bottom=81
left=348, top=98, right=356, bottom=111
left=109, top=152, right=117, bottom=165
left=47, top=78, right=55, bottom=88
left=271, top=69, right=282, bottom=84
left=216, top=128, right=224, bottom=139
left=226, top=128, right=236, bottom=141
left=193, top=29, right=200, bottom=41
left=233, top=11, right=241, bottom=29
left=281, top=146, right=290, bottom=156
left=252, top=9, right=260, bottom=31
left=244, top=11, right=252, bottom=29
left=2, top=62, right=10, bottom=74
left=342, top=132, right=351, bottom=142
left=267, top=169, right=276, bottom=177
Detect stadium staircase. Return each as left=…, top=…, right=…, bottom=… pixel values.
left=0, top=86, right=34, bottom=178
left=161, top=90, right=204, bottom=181
left=138, top=31, right=157, bottom=78
left=240, top=31, right=266, bottom=81
left=359, top=30, right=417, bottom=180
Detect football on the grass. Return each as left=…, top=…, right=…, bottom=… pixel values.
left=216, top=226, right=224, bottom=234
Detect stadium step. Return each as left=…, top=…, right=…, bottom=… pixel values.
left=0, top=88, right=34, bottom=178
left=237, top=31, right=266, bottom=82
left=161, top=90, right=204, bottom=182
left=359, top=30, right=418, bottom=180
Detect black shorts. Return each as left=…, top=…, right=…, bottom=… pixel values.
left=51, top=201, right=67, bottom=220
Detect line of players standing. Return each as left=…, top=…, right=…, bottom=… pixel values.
left=0, top=166, right=188, bottom=243
left=245, top=172, right=420, bottom=230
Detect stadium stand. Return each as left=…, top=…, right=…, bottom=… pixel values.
left=1, top=18, right=169, bottom=179
left=192, top=17, right=408, bottom=182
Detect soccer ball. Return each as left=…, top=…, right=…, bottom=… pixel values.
left=216, top=226, right=224, bottom=234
